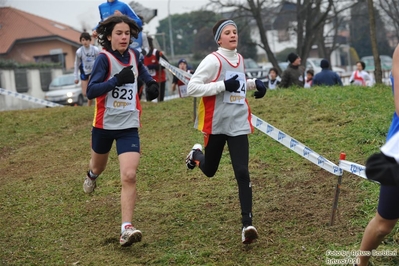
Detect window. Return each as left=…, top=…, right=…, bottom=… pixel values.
left=39, top=69, right=52, bottom=92
left=14, top=69, right=29, bottom=93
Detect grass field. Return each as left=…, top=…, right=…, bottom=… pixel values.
left=1, top=85, right=399, bottom=265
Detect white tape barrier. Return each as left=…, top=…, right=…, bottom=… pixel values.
left=0, top=88, right=63, bottom=107
left=251, top=114, right=343, bottom=176
left=338, top=160, right=367, bottom=179
left=339, top=160, right=380, bottom=184
left=160, top=58, right=191, bottom=85
left=143, top=58, right=188, bottom=102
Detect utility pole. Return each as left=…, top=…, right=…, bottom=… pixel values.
left=167, top=0, right=175, bottom=60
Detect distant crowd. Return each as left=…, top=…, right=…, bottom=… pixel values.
left=263, top=52, right=375, bottom=90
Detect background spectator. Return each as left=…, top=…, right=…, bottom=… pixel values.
left=265, top=67, right=281, bottom=90
left=143, top=36, right=169, bottom=102
left=312, top=59, right=343, bottom=87
left=279, top=52, right=305, bottom=88
left=304, top=69, right=314, bottom=88
left=349, top=60, right=374, bottom=86
left=171, top=58, right=194, bottom=97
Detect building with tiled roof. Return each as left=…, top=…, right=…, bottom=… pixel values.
left=0, top=7, right=83, bottom=70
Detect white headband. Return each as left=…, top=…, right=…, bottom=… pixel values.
left=214, top=20, right=237, bottom=44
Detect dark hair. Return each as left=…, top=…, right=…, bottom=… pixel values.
left=357, top=60, right=366, bottom=70
left=306, top=69, right=314, bottom=76
left=96, top=15, right=140, bottom=51
left=80, top=32, right=91, bottom=41
left=269, top=67, right=279, bottom=75
left=287, top=52, right=299, bottom=63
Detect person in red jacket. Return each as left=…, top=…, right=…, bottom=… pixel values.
left=143, top=36, right=169, bottom=101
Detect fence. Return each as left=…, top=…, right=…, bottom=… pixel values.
left=0, top=68, right=62, bottom=111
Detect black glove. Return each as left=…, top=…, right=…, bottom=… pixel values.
left=224, top=74, right=240, bottom=93
left=114, top=66, right=135, bottom=86
left=254, top=79, right=267, bottom=99
left=146, top=81, right=159, bottom=101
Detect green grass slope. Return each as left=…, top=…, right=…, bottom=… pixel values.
left=1, top=85, right=398, bottom=265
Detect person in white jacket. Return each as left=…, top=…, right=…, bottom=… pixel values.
left=73, top=32, right=100, bottom=106
left=185, top=19, right=266, bottom=245
left=349, top=60, right=374, bottom=86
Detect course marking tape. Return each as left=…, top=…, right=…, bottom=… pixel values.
left=251, top=113, right=342, bottom=176
left=339, top=159, right=379, bottom=184
left=160, top=58, right=191, bottom=85
left=338, top=160, right=367, bottom=179
left=0, top=88, right=63, bottom=107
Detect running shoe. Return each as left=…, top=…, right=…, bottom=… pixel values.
left=83, top=173, right=96, bottom=193
left=120, top=225, right=142, bottom=247
left=185, top=144, right=202, bottom=170
left=242, top=225, right=258, bottom=244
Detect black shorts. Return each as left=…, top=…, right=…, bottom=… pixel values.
left=377, top=185, right=399, bottom=220
left=91, top=127, right=140, bottom=155
left=377, top=118, right=399, bottom=220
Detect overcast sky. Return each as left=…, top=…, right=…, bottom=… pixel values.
left=4, top=0, right=211, bottom=35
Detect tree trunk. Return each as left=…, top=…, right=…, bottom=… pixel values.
left=368, top=0, right=382, bottom=84
left=246, top=0, right=281, bottom=73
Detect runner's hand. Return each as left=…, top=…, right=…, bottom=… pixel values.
left=224, top=75, right=240, bottom=93
left=254, top=79, right=266, bottom=99
left=146, top=81, right=159, bottom=101
left=114, top=66, right=135, bottom=86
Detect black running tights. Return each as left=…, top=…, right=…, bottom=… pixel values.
left=195, top=134, right=253, bottom=226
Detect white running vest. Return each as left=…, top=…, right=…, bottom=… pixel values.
left=98, top=50, right=140, bottom=130
left=194, top=52, right=252, bottom=136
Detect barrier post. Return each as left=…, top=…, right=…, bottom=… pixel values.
left=330, top=152, right=346, bottom=226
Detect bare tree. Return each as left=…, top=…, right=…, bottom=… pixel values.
left=209, top=0, right=341, bottom=70
left=295, top=0, right=334, bottom=63
left=316, top=1, right=357, bottom=62
left=368, top=0, right=382, bottom=84
left=209, top=0, right=282, bottom=72
left=378, top=0, right=399, bottom=42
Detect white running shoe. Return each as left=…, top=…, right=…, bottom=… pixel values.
left=242, top=225, right=258, bottom=244
left=83, top=173, right=96, bottom=193
left=185, top=144, right=202, bottom=170
left=120, top=225, right=142, bottom=247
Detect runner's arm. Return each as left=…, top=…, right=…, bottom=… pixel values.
left=187, top=54, right=225, bottom=97
left=87, top=54, right=118, bottom=99
left=393, top=45, right=399, bottom=116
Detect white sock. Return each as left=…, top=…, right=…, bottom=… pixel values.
left=88, top=170, right=98, bottom=179
left=121, top=222, right=132, bottom=233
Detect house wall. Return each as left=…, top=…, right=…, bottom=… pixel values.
left=0, top=68, right=63, bottom=111
left=252, top=27, right=297, bottom=63
left=5, top=41, right=78, bottom=71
